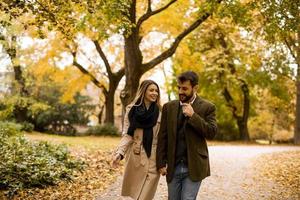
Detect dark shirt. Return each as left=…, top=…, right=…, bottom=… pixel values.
left=175, top=103, right=188, bottom=166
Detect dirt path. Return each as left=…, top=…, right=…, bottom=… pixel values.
left=97, top=145, right=300, bottom=200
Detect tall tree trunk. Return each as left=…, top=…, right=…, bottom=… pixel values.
left=7, top=36, right=29, bottom=122
left=218, top=31, right=250, bottom=141
left=294, top=29, right=300, bottom=144
left=6, top=36, right=28, bottom=96
left=121, top=65, right=142, bottom=107
left=237, top=118, right=249, bottom=141
left=223, top=84, right=250, bottom=141
left=121, top=0, right=143, bottom=107
left=104, top=79, right=119, bottom=124
left=98, top=104, right=104, bottom=124
left=240, top=81, right=250, bottom=141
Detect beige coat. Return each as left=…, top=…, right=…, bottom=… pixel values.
left=115, top=104, right=161, bottom=200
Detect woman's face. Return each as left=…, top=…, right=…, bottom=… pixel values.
left=144, top=84, right=159, bottom=103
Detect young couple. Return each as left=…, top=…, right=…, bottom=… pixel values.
left=112, top=71, right=218, bottom=200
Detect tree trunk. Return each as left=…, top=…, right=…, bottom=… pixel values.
left=294, top=29, right=300, bottom=144
left=8, top=36, right=29, bottom=122
left=120, top=1, right=143, bottom=107
left=237, top=118, right=249, bottom=141
left=13, top=65, right=28, bottom=96
left=121, top=66, right=142, bottom=107
left=222, top=81, right=250, bottom=141
left=104, top=81, right=119, bottom=124
left=98, top=104, right=104, bottom=124
left=240, top=81, right=250, bottom=141
left=6, top=36, right=28, bottom=96
left=218, top=31, right=250, bottom=141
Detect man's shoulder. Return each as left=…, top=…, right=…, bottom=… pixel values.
left=197, top=97, right=216, bottom=108
left=164, top=100, right=179, bottom=107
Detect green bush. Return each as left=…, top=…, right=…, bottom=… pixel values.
left=20, top=122, right=34, bottom=132
left=0, top=123, right=84, bottom=197
left=214, top=121, right=239, bottom=141
left=0, top=121, right=22, bottom=138
left=86, top=124, right=120, bottom=136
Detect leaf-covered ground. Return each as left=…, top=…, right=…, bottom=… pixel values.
left=0, top=133, right=123, bottom=200
left=255, top=150, right=300, bottom=199
left=1, top=134, right=299, bottom=200
left=0, top=147, right=123, bottom=200
left=98, top=145, right=300, bottom=200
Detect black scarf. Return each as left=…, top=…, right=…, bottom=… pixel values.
left=127, top=102, right=159, bottom=158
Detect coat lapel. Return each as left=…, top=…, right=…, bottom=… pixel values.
left=171, top=101, right=180, bottom=137
left=191, top=96, right=202, bottom=112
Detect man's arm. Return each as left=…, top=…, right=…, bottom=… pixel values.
left=156, top=104, right=168, bottom=172
left=187, top=104, right=217, bottom=140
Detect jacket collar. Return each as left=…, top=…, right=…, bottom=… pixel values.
left=169, top=95, right=202, bottom=136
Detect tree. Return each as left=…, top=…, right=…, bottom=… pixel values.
left=2, top=0, right=227, bottom=106
left=119, top=0, right=225, bottom=106
left=171, top=15, right=258, bottom=140
left=1, top=0, right=127, bottom=124
left=0, top=9, right=31, bottom=122
left=171, top=10, right=295, bottom=141
left=26, top=65, right=95, bottom=133
left=255, top=0, right=300, bottom=144
left=70, top=40, right=124, bottom=124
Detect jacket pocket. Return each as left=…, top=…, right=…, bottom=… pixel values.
left=197, top=148, right=208, bottom=158
left=132, top=141, right=141, bottom=155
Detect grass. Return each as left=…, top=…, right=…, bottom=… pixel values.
left=25, top=131, right=121, bottom=151
left=25, top=132, right=294, bottom=151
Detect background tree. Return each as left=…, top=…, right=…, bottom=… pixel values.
left=2, top=0, right=230, bottom=107
left=254, top=0, right=300, bottom=144
left=170, top=12, right=295, bottom=141
left=0, top=0, right=127, bottom=124
left=0, top=9, right=35, bottom=122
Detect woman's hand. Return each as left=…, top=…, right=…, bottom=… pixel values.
left=159, top=167, right=167, bottom=176
left=112, top=154, right=122, bottom=168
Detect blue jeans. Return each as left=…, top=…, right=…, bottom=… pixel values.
left=168, top=163, right=201, bottom=200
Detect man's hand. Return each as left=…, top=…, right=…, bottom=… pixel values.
left=112, top=154, right=121, bottom=168
left=159, top=167, right=167, bottom=176
left=182, top=103, right=194, bottom=118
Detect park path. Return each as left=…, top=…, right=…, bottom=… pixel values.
left=96, top=145, right=300, bottom=200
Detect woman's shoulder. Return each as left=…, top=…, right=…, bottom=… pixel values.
left=125, top=103, right=135, bottom=113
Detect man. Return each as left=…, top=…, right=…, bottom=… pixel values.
left=156, top=71, right=217, bottom=200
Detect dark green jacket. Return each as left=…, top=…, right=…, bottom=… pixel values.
left=156, top=96, right=217, bottom=183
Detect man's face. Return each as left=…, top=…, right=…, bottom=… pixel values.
left=178, top=80, right=197, bottom=103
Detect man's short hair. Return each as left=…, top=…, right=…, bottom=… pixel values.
left=177, top=71, right=199, bottom=87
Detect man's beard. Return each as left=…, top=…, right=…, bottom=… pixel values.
left=179, top=93, right=193, bottom=103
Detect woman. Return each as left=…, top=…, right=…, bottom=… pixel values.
left=112, top=80, right=162, bottom=200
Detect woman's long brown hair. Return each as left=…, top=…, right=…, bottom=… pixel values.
left=131, top=80, right=161, bottom=109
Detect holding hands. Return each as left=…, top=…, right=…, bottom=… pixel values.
left=159, top=167, right=167, bottom=176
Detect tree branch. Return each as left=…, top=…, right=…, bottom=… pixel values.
left=71, top=52, right=108, bottom=95
left=142, top=0, right=223, bottom=71
left=147, top=0, right=152, bottom=12
left=222, top=87, right=239, bottom=119
left=143, top=12, right=211, bottom=71
left=114, top=67, right=125, bottom=81
left=136, top=0, right=177, bottom=30
left=283, top=36, right=297, bottom=61
left=29, top=0, right=58, bottom=25
left=93, top=40, right=112, bottom=77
